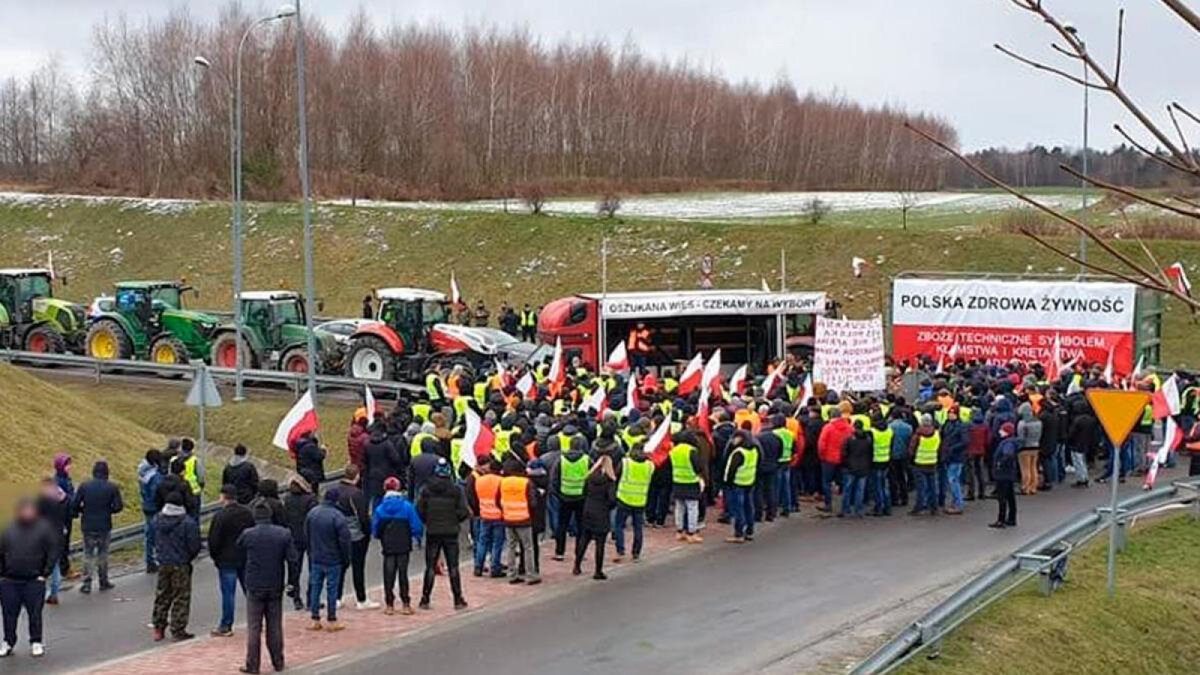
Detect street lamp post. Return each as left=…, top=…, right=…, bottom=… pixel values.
left=194, top=4, right=295, bottom=402
left=293, top=0, right=319, bottom=398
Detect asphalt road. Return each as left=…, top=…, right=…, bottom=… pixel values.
left=313, top=472, right=1182, bottom=675
left=6, top=470, right=1178, bottom=674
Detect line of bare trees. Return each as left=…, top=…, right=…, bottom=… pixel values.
left=0, top=5, right=958, bottom=201
left=946, top=144, right=1200, bottom=189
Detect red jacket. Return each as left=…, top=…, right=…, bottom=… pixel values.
left=817, top=417, right=853, bottom=465
left=347, top=425, right=369, bottom=470
left=967, top=423, right=989, bottom=457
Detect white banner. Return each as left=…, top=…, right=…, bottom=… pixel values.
left=813, top=316, right=885, bottom=392
left=597, top=290, right=826, bottom=320
left=892, top=278, right=1136, bottom=331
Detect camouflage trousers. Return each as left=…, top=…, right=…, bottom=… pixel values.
left=152, top=563, right=193, bottom=635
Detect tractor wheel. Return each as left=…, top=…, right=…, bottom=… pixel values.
left=211, top=332, right=256, bottom=369
left=345, top=336, right=396, bottom=381
left=280, top=348, right=312, bottom=374
left=24, top=325, right=66, bottom=354
left=149, top=335, right=190, bottom=368
left=428, top=354, right=477, bottom=381
left=86, top=320, right=133, bottom=361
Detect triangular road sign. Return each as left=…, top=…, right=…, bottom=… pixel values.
left=186, top=365, right=223, bottom=408
left=1085, top=389, right=1149, bottom=447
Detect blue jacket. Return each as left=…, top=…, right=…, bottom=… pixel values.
left=154, top=505, right=201, bottom=566
left=371, top=493, right=424, bottom=555
left=992, top=437, right=1020, bottom=482
left=137, top=459, right=163, bottom=514
left=237, top=522, right=297, bottom=594
left=888, top=419, right=914, bottom=461
left=940, top=420, right=969, bottom=464
left=304, top=502, right=351, bottom=567
left=71, top=462, right=124, bottom=534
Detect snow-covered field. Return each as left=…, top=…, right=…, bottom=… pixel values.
left=0, top=188, right=1083, bottom=221
left=326, top=190, right=1084, bottom=220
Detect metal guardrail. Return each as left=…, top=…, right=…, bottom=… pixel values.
left=69, top=469, right=348, bottom=557
left=0, top=348, right=422, bottom=396
left=852, top=477, right=1200, bottom=674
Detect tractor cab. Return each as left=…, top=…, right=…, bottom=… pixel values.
left=375, top=287, right=450, bottom=353
left=87, top=280, right=218, bottom=364
left=113, top=281, right=192, bottom=333
left=210, top=291, right=336, bottom=373
left=240, top=291, right=307, bottom=346
left=0, top=268, right=87, bottom=353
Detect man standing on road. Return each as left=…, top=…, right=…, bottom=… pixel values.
left=371, top=476, right=423, bottom=615
left=416, top=459, right=469, bottom=611
left=501, top=457, right=540, bottom=585
left=209, top=485, right=255, bottom=637
left=237, top=501, right=297, bottom=674
left=990, top=422, right=1020, bottom=529
left=305, top=488, right=351, bottom=632
left=940, top=407, right=969, bottom=515
left=466, top=458, right=506, bottom=578
left=908, top=415, right=941, bottom=516
left=0, top=498, right=59, bottom=658
left=334, top=466, right=377, bottom=611
left=137, top=450, right=165, bottom=573
left=551, top=435, right=590, bottom=561
left=152, top=493, right=202, bottom=642
left=723, top=433, right=758, bottom=543
left=178, top=439, right=206, bottom=505
left=668, top=431, right=704, bottom=543
left=283, top=476, right=317, bottom=611
left=612, top=444, right=652, bottom=562
left=223, top=445, right=261, bottom=506
left=71, top=460, right=123, bottom=593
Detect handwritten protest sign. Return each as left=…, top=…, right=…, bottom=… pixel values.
left=813, top=316, right=885, bottom=392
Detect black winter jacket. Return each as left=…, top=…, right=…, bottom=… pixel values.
left=415, top=476, right=469, bottom=537
left=154, top=506, right=201, bottom=566
left=363, top=432, right=403, bottom=496
left=237, top=522, right=297, bottom=594
left=283, top=483, right=318, bottom=548
left=295, top=438, right=326, bottom=488
left=0, top=518, right=60, bottom=580
left=580, top=473, right=617, bottom=532
left=71, top=462, right=124, bottom=534
left=208, top=502, right=255, bottom=569
left=221, top=457, right=260, bottom=505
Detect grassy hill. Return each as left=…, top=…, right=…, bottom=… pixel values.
left=1, top=194, right=1197, bottom=365
left=0, top=363, right=164, bottom=510
left=900, top=515, right=1200, bottom=674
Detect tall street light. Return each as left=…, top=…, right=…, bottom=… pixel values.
left=293, top=0, right=319, bottom=398
left=1064, top=23, right=1089, bottom=275
left=193, top=4, right=296, bottom=402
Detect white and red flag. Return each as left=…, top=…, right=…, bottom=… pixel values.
left=622, top=374, right=641, bottom=417
left=761, top=364, right=783, bottom=399
left=450, top=270, right=463, bottom=307
left=515, top=370, right=537, bottom=399
left=644, top=415, right=673, bottom=466
left=676, top=352, right=705, bottom=395
left=700, top=348, right=722, bottom=398
left=1165, top=262, right=1192, bottom=297
left=606, top=341, right=630, bottom=372
left=1151, top=374, right=1181, bottom=420
left=364, top=385, right=381, bottom=426
left=797, top=373, right=814, bottom=408
left=547, top=337, right=565, bottom=387
left=459, top=405, right=494, bottom=469
left=728, top=364, right=748, bottom=397
left=578, top=385, right=608, bottom=417
left=272, top=390, right=319, bottom=454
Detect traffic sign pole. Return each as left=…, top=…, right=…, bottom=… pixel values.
left=1106, top=444, right=1119, bottom=596
left=187, top=361, right=224, bottom=456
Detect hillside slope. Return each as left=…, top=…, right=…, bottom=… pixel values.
left=0, top=194, right=1196, bottom=365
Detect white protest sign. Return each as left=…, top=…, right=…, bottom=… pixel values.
left=813, top=316, right=885, bottom=392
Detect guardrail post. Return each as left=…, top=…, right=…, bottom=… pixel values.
left=1115, top=519, right=1129, bottom=553
left=94, top=358, right=102, bottom=384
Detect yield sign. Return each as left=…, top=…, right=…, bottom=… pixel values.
left=1085, top=389, right=1150, bottom=447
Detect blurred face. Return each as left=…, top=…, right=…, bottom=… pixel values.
left=16, top=501, right=37, bottom=522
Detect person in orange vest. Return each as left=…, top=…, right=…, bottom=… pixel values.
left=500, top=457, right=540, bottom=585
left=466, top=457, right=506, bottom=578
left=627, top=322, right=651, bottom=370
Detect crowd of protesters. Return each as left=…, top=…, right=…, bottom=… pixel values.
left=3, top=348, right=1198, bottom=669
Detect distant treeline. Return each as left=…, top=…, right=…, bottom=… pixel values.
left=947, top=144, right=1200, bottom=190
left=0, top=5, right=957, bottom=200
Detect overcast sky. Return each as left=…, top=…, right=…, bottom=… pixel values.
left=0, top=1, right=1192, bottom=151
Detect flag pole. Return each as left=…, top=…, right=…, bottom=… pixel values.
left=600, top=236, right=608, bottom=368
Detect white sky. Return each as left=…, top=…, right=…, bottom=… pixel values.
left=0, top=0, right=1193, bottom=151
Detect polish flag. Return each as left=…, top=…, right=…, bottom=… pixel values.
left=494, top=359, right=514, bottom=389
left=1151, top=374, right=1181, bottom=420
left=676, top=353, right=705, bottom=395
left=459, top=405, right=494, bottom=469
left=796, top=373, right=814, bottom=408
left=547, top=337, right=565, bottom=386
left=644, top=415, right=673, bottom=466
left=1102, top=345, right=1115, bottom=385
left=272, top=390, right=319, bottom=453
left=936, top=341, right=959, bottom=374
left=1165, top=262, right=1192, bottom=296
left=1145, top=416, right=1183, bottom=489
left=622, top=374, right=640, bottom=416
left=364, top=385, right=381, bottom=426
left=578, top=385, right=608, bottom=417
left=761, top=364, right=783, bottom=399
left=606, top=341, right=629, bottom=372
left=728, top=364, right=748, bottom=396
left=700, top=348, right=722, bottom=398
left=450, top=270, right=463, bottom=307
left=515, top=371, right=537, bottom=399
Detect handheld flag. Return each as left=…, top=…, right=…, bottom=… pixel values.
left=547, top=337, right=565, bottom=386
left=729, top=364, right=748, bottom=396
left=676, top=353, right=705, bottom=395
left=460, top=405, right=494, bottom=469
left=761, top=364, right=783, bottom=399
left=606, top=341, right=630, bottom=372
left=700, top=348, right=722, bottom=398
left=364, top=385, right=380, bottom=426
left=515, top=371, right=537, bottom=399
left=1102, top=345, right=1115, bottom=385
left=644, top=415, right=672, bottom=465
left=578, top=385, right=607, bottom=416
left=272, top=390, right=319, bottom=453
left=622, top=374, right=640, bottom=416
left=1151, top=374, right=1181, bottom=420
left=450, top=270, right=463, bottom=307
left=797, top=373, right=814, bottom=408
left=1145, top=416, right=1183, bottom=489
left=1165, top=262, right=1192, bottom=296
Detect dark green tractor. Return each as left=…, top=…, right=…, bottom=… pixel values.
left=210, top=291, right=338, bottom=373
left=85, top=281, right=220, bottom=364
left=0, top=268, right=87, bottom=353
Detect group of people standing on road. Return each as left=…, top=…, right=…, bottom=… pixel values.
left=3, top=347, right=1198, bottom=670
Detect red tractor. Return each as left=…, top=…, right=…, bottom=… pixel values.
left=343, top=287, right=539, bottom=382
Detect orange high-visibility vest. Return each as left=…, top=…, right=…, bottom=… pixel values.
left=474, top=473, right=503, bottom=521
left=500, top=476, right=531, bottom=524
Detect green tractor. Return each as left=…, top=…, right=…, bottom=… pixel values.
left=0, top=268, right=88, bottom=354
left=85, top=281, right=220, bottom=364
left=209, top=290, right=338, bottom=373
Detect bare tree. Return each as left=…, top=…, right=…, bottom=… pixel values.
left=596, top=192, right=621, bottom=218
left=801, top=196, right=831, bottom=225
left=522, top=183, right=547, bottom=215
left=895, top=190, right=918, bottom=230
left=908, top=0, right=1200, bottom=312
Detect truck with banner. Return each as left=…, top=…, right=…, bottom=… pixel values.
left=890, top=275, right=1163, bottom=375
left=536, top=289, right=828, bottom=371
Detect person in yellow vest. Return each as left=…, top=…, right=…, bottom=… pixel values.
left=178, top=438, right=205, bottom=499
left=465, top=457, right=506, bottom=578
left=493, top=416, right=516, bottom=462
left=550, top=435, right=591, bottom=561
left=424, top=369, right=445, bottom=404
left=668, top=431, right=705, bottom=543
left=869, top=417, right=894, bottom=516
left=519, top=304, right=538, bottom=342
left=908, top=414, right=941, bottom=516
left=612, top=443, right=652, bottom=562
left=722, top=433, right=758, bottom=543
left=500, top=457, right=540, bottom=585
